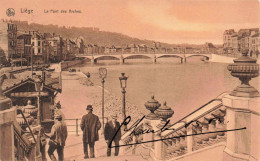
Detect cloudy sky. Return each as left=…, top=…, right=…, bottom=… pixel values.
left=0, top=0, right=259, bottom=44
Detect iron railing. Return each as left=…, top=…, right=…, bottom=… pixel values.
left=64, top=117, right=108, bottom=136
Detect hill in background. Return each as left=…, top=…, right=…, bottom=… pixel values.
left=13, top=20, right=218, bottom=48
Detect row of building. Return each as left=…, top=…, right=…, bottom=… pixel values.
left=0, top=20, right=84, bottom=66
left=0, top=19, right=218, bottom=66
left=223, top=28, right=260, bottom=56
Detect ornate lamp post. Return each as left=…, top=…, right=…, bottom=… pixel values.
left=155, top=102, right=174, bottom=129
left=99, top=67, right=107, bottom=132
left=227, top=49, right=259, bottom=97
left=144, top=96, right=161, bottom=120
left=34, top=75, right=43, bottom=125
left=119, top=73, right=128, bottom=130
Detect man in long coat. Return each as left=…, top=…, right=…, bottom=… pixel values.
left=80, top=105, right=101, bottom=159
left=104, top=114, right=121, bottom=156
left=48, top=114, right=68, bottom=161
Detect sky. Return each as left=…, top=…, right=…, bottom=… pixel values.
left=0, top=0, right=259, bottom=44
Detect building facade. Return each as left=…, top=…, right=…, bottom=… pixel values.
left=0, top=20, right=18, bottom=63
left=223, top=28, right=259, bottom=56
left=16, top=33, right=32, bottom=65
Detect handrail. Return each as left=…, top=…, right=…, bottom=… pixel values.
left=162, top=99, right=223, bottom=137
left=64, top=117, right=108, bottom=135
left=17, top=109, right=37, bottom=143
left=14, top=125, right=32, bottom=152
left=168, top=99, right=218, bottom=128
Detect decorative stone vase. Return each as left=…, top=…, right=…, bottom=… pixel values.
left=16, top=113, right=34, bottom=130
left=144, top=96, right=161, bottom=120
left=155, top=102, right=174, bottom=128
left=227, top=50, right=259, bottom=97
left=23, top=100, right=38, bottom=117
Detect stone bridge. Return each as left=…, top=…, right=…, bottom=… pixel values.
left=75, top=53, right=212, bottom=64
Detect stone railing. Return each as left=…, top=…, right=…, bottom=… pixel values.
left=120, top=122, right=144, bottom=155
left=119, top=92, right=229, bottom=160
left=162, top=100, right=226, bottom=160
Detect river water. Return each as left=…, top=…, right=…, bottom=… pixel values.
left=74, top=57, right=259, bottom=122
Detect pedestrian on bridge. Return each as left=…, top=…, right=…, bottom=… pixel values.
left=80, top=105, right=101, bottom=159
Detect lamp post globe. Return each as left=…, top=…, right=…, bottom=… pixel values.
left=119, top=73, right=127, bottom=89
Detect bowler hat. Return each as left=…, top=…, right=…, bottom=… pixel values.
left=86, top=105, right=93, bottom=110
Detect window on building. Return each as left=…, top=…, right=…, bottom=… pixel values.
left=32, top=42, right=34, bottom=46
left=38, top=41, right=41, bottom=46
left=38, top=48, right=41, bottom=53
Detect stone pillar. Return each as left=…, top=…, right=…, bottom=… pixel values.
left=0, top=107, right=16, bottom=161
left=154, top=134, right=166, bottom=161
left=91, top=57, right=95, bottom=65
left=153, top=56, right=157, bottom=64
left=187, top=125, right=194, bottom=153
left=143, top=118, right=154, bottom=147
left=223, top=95, right=260, bottom=161
left=120, top=57, right=125, bottom=64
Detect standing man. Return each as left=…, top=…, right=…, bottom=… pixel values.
left=48, top=114, right=68, bottom=161
left=104, top=114, right=121, bottom=156
left=80, top=105, right=101, bottom=159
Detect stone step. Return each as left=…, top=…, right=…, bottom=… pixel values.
left=76, top=155, right=145, bottom=161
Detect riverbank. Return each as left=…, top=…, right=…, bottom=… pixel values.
left=56, top=71, right=143, bottom=133
left=210, top=53, right=260, bottom=64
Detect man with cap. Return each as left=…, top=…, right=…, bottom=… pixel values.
left=80, top=105, right=101, bottom=159
left=48, top=114, right=68, bottom=161
left=104, top=114, right=122, bottom=156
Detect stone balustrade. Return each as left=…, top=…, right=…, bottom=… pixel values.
left=164, top=104, right=227, bottom=159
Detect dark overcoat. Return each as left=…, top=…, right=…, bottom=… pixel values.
left=104, top=121, right=122, bottom=141
left=80, top=113, right=101, bottom=143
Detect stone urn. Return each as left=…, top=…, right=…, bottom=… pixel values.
left=227, top=50, right=259, bottom=97
left=144, top=96, right=161, bottom=120
left=16, top=113, right=34, bottom=130
left=23, top=100, right=38, bottom=117
left=155, top=102, right=174, bottom=129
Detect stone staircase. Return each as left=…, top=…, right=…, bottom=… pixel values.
left=61, top=134, right=144, bottom=161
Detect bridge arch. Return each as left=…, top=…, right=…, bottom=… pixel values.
left=156, top=54, right=183, bottom=59
left=94, top=55, right=120, bottom=61
left=123, top=54, right=153, bottom=60
left=185, top=54, right=210, bottom=59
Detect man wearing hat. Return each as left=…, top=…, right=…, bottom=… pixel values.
left=80, top=105, right=101, bottom=159
left=48, top=114, right=68, bottom=161
left=104, top=114, right=121, bottom=156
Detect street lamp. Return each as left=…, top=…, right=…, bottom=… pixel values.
left=119, top=73, right=128, bottom=130
left=34, top=75, right=43, bottom=125
left=99, top=67, right=107, bottom=132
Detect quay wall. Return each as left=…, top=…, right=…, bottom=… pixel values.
left=61, top=59, right=84, bottom=70
left=210, top=54, right=260, bottom=64
left=209, top=54, right=236, bottom=64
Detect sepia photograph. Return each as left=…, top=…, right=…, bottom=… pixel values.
left=0, top=0, right=259, bottom=160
